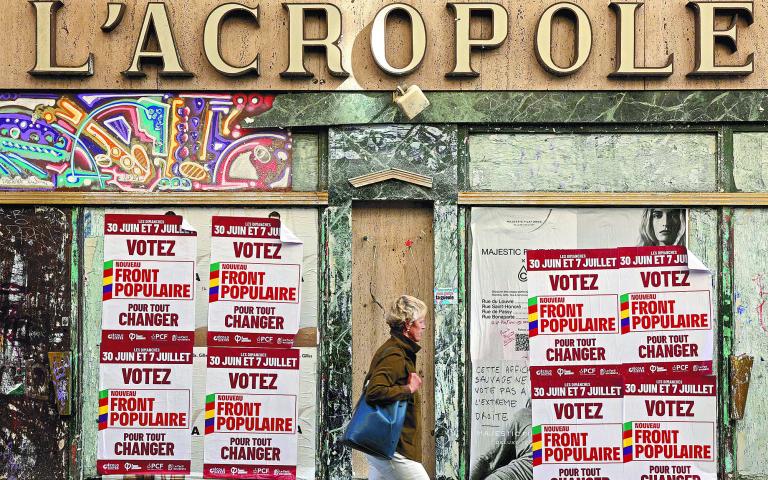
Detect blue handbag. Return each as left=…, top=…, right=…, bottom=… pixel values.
left=341, top=358, right=408, bottom=459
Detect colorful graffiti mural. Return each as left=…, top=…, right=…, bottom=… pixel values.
left=0, top=93, right=290, bottom=191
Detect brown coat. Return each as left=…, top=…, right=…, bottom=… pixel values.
left=365, top=331, right=422, bottom=462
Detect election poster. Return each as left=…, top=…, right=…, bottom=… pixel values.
left=204, top=347, right=300, bottom=479
left=525, top=246, right=716, bottom=480
left=469, top=207, right=688, bottom=478
left=623, top=373, right=717, bottom=479
left=530, top=373, right=625, bottom=480
left=101, top=214, right=197, bottom=334
left=526, top=249, right=621, bottom=375
left=618, top=246, right=714, bottom=375
left=98, top=213, right=197, bottom=475
left=97, top=333, right=194, bottom=475
left=208, top=216, right=303, bottom=348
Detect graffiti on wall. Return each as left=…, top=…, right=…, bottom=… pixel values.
left=0, top=93, right=291, bottom=191
left=0, top=208, right=72, bottom=479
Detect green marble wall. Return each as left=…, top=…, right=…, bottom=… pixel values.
left=242, top=91, right=768, bottom=127
left=293, top=133, right=320, bottom=191
left=319, top=205, right=353, bottom=480
left=734, top=133, right=768, bottom=192
left=328, top=125, right=458, bottom=203
left=433, top=202, right=463, bottom=479
left=469, top=133, right=718, bottom=192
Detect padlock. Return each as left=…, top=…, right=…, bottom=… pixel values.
left=393, top=85, right=430, bottom=119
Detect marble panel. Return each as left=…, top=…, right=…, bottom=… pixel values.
left=242, top=92, right=768, bottom=127
left=469, top=133, right=717, bottom=192
left=433, top=202, right=463, bottom=479
left=328, top=125, right=458, bottom=204
left=318, top=205, right=354, bottom=480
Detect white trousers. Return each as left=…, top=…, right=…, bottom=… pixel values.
left=366, top=453, right=430, bottom=480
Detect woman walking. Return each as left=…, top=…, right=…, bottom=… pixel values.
left=364, top=295, right=429, bottom=480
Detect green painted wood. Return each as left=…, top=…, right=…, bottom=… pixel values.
left=457, top=207, right=469, bottom=480
left=241, top=92, right=768, bottom=127
left=468, top=133, right=718, bottom=192
left=293, top=133, right=320, bottom=192
left=719, top=208, right=735, bottom=476
left=79, top=208, right=104, bottom=478
left=730, top=209, right=768, bottom=478
left=69, top=208, right=81, bottom=480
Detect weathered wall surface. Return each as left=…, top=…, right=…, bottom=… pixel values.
left=731, top=134, right=768, bottom=478
left=0, top=207, right=74, bottom=479
left=734, top=133, right=768, bottom=192
left=469, top=133, right=718, bottom=192
left=732, top=209, right=768, bottom=478
left=351, top=202, right=436, bottom=478
left=0, top=0, right=764, bottom=91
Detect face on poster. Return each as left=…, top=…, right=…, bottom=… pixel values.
left=204, top=347, right=300, bottom=479
left=618, top=246, right=714, bottom=375
left=97, top=334, right=194, bottom=475
left=469, top=208, right=688, bottom=477
left=102, top=214, right=197, bottom=333
left=208, top=216, right=303, bottom=348
left=623, top=374, right=717, bottom=479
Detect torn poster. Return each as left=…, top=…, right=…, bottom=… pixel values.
left=208, top=216, right=303, bottom=348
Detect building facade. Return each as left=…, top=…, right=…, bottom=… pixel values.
left=0, top=1, right=766, bottom=479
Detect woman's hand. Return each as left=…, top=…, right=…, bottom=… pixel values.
left=407, top=372, right=423, bottom=393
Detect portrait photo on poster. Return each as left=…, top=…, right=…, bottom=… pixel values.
left=468, top=207, right=689, bottom=480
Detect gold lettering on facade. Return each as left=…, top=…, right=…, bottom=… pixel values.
left=281, top=3, right=349, bottom=78
left=688, top=1, right=754, bottom=76
left=101, top=2, right=126, bottom=32
left=371, top=3, right=426, bottom=76
left=28, top=0, right=93, bottom=76
left=22, top=0, right=764, bottom=83
left=124, top=2, right=191, bottom=78
left=446, top=3, right=508, bottom=77
left=204, top=3, right=260, bottom=76
left=535, top=2, right=592, bottom=76
left=609, top=1, right=673, bottom=77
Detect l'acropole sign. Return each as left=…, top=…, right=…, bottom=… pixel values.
left=8, top=0, right=763, bottom=90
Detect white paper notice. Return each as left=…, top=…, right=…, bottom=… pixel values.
left=526, top=249, right=621, bottom=375
left=531, top=373, right=624, bottom=479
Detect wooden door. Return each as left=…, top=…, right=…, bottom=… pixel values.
left=351, top=201, right=435, bottom=478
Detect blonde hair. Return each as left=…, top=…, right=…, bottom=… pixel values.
left=385, top=295, right=427, bottom=332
